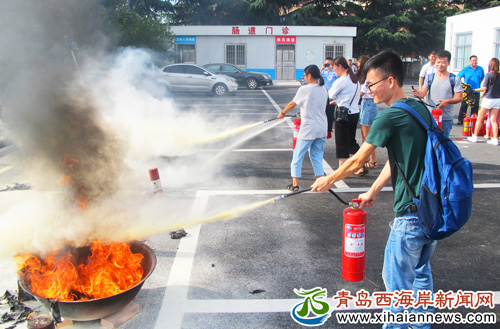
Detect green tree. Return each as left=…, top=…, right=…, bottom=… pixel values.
left=100, top=0, right=173, bottom=51
left=452, top=0, right=500, bottom=11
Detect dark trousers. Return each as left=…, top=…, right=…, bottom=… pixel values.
left=326, top=103, right=335, bottom=132
left=458, top=93, right=480, bottom=123
left=335, top=113, right=360, bottom=158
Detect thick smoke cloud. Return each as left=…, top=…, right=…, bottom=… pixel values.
left=0, top=1, right=275, bottom=258
left=0, top=0, right=123, bottom=202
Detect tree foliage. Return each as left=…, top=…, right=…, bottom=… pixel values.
left=100, top=0, right=172, bottom=51
left=165, top=0, right=498, bottom=57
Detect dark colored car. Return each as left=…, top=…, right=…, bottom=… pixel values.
left=203, top=63, right=273, bottom=90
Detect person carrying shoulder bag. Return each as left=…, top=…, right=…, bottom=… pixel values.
left=328, top=56, right=363, bottom=172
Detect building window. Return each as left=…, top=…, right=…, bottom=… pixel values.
left=225, top=44, right=246, bottom=67
left=496, top=29, right=500, bottom=58
left=454, top=33, right=472, bottom=70
left=324, top=44, right=345, bottom=60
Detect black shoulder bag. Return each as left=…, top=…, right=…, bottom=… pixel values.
left=334, top=83, right=358, bottom=122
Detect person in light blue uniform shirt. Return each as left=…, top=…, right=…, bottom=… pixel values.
left=321, top=57, right=338, bottom=138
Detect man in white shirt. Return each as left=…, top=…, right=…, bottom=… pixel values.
left=419, top=51, right=437, bottom=90
left=348, top=59, right=357, bottom=73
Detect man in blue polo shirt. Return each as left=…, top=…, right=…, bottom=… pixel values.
left=457, top=55, right=484, bottom=124
left=321, top=57, right=338, bottom=138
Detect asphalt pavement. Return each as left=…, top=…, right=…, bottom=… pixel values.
left=0, top=80, right=499, bottom=329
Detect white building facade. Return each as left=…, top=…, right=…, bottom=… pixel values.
left=445, top=6, right=500, bottom=73
left=170, top=25, right=357, bottom=80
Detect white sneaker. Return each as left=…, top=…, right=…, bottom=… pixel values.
left=487, top=138, right=499, bottom=145
left=467, top=135, right=478, bottom=143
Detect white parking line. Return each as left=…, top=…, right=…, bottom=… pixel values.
left=0, top=165, right=13, bottom=175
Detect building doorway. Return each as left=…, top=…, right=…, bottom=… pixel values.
left=275, top=45, right=295, bottom=80
left=176, top=44, right=196, bottom=63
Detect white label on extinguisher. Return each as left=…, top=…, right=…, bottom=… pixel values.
left=344, top=224, right=365, bottom=258
left=151, top=179, right=163, bottom=194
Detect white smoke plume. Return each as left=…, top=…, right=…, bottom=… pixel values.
left=0, top=1, right=270, bottom=258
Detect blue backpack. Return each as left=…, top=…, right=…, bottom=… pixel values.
left=392, top=101, right=473, bottom=240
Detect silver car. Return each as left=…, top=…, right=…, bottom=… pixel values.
left=156, top=64, right=238, bottom=96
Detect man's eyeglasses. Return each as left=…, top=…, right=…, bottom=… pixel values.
left=366, top=77, right=389, bottom=91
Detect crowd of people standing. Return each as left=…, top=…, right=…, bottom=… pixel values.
left=279, top=51, right=500, bottom=190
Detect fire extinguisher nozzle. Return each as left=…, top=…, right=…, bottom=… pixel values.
left=275, top=187, right=312, bottom=201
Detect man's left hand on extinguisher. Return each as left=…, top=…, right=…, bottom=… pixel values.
left=277, top=111, right=286, bottom=119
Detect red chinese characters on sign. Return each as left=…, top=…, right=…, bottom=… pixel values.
left=333, top=289, right=354, bottom=308
left=266, top=26, right=273, bottom=34
left=282, top=26, right=289, bottom=35
left=275, top=36, right=296, bottom=44
left=232, top=27, right=240, bottom=35
left=248, top=26, right=256, bottom=35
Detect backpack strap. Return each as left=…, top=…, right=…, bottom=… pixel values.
left=427, top=73, right=435, bottom=90
left=449, top=73, right=456, bottom=95
left=392, top=101, right=435, bottom=130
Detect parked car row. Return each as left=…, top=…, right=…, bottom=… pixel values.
left=153, top=63, right=273, bottom=96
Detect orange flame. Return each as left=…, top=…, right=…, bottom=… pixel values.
left=15, top=241, right=144, bottom=301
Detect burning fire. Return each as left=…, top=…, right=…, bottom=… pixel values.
left=15, top=241, right=144, bottom=301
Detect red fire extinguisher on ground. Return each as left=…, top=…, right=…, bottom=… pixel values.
left=292, top=114, right=301, bottom=150
left=470, top=114, right=478, bottom=136
left=431, top=107, right=442, bottom=129
left=342, top=199, right=366, bottom=282
left=463, top=115, right=471, bottom=136
left=480, top=113, right=487, bottom=137
left=148, top=168, right=163, bottom=194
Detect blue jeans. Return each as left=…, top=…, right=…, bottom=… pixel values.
left=359, top=98, right=378, bottom=126
left=441, top=119, right=453, bottom=136
left=382, top=212, right=437, bottom=329
left=291, top=138, right=326, bottom=178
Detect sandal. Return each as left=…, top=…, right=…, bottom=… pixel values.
left=366, top=161, right=378, bottom=168
left=287, top=184, right=299, bottom=191
left=355, top=165, right=369, bottom=176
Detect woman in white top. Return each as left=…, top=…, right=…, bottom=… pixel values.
left=278, top=64, right=328, bottom=190
left=328, top=56, right=361, bottom=169
left=468, top=58, right=500, bottom=145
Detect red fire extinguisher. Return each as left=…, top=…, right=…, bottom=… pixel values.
left=470, top=114, right=478, bottom=137
left=480, top=113, right=487, bottom=137
left=462, top=115, right=471, bottom=136
left=431, top=107, right=442, bottom=129
left=342, top=199, right=366, bottom=282
left=292, top=114, right=301, bottom=150
left=148, top=168, right=163, bottom=194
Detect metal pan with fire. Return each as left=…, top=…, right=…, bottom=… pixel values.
left=16, top=240, right=156, bottom=322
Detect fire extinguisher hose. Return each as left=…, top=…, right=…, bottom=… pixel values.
left=273, top=187, right=352, bottom=206
left=328, top=189, right=349, bottom=205
left=262, top=113, right=297, bottom=123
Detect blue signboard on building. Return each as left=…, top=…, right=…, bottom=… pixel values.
left=175, top=36, right=196, bottom=44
